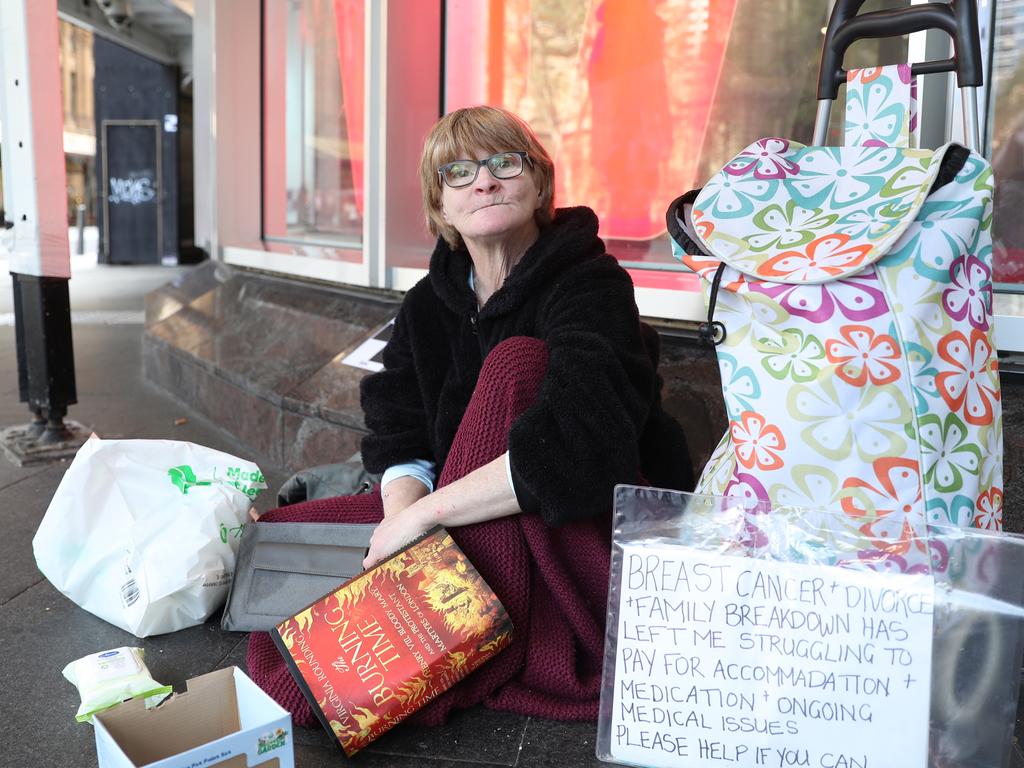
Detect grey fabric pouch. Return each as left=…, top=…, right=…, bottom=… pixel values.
left=221, top=521, right=376, bottom=632
left=276, top=459, right=381, bottom=507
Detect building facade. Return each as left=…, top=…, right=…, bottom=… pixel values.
left=130, top=0, right=1024, bottom=529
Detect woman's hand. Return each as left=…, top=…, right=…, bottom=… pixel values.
left=363, top=499, right=434, bottom=568
left=362, top=454, right=522, bottom=569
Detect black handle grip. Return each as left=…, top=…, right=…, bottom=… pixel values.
left=817, top=0, right=982, bottom=100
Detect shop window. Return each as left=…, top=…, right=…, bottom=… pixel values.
left=263, top=0, right=364, bottom=246
left=58, top=20, right=97, bottom=226
left=990, top=0, right=1024, bottom=288
left=444, top=0, right=910, bottom=279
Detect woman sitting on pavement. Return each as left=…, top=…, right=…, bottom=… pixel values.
left=247, top=105, right=692, bottom=726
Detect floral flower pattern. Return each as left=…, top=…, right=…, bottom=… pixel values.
left=700, top=173, right=777, bottom=219
left=973, top=487, right=1003, bottom=530
left=759, top=234, right=874, bottom=282
left=749, top=270, right=888, bottom=323
left=696, top=432, right=737, bottom=498
left=671, top=77, right=1000, bottom=548
left=942, top=254, right=992, bottom=331
left=755, top=328, right=825, bottom=383
left=715, top=288, right=793, bottom=349
left=849, top=67, right=885, bottom=84
left=899, top=339, right=940, bottom=416
left=718, top=353, right=762, bottom=419
left=879, top=155, right=937, bottom=200
left=926, top=496, right=975, bottom=527
left=834, top=203, right=903, bottom=241
left=784, top=146, right=904, bottom=210
left=825, top=325, right=901, bottom=387
left=883, top=263, right=950, bottom=347
left=979, top=425, right=1003, bottom=489
left=724, top=472, right=770, bottom=505
left=691, top=208, right=714, bottom=240
left=881, top=196, right=984, bottom=281
left=768, top=465, right=842, bottom=512
left=787, top=378, right=910, bottom=462
left=746, top=201, right=837, bottom=252
left=918, top=413, right=981, bottom=493
left=845, top=69, right=913, bottom=148
left=841, top=457, right=926, bottom=556
left=730, top=412, right=786, bottom=471
left=724, top=138, right=800, bottom=180
left=935, top=329, right=1000, bottom=426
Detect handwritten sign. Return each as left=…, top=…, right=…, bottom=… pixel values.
left=609, top=546, right=933, bottom=768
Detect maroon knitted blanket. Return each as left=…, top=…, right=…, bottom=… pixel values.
left=247, top=337, right=611, bottom=726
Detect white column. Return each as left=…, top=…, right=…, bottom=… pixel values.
left=192, top=0, right=262, bottom=262
left=0, top=0, right=71, bottom=278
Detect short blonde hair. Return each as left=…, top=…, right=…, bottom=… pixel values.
left=420, top=106, right=556, bottom=249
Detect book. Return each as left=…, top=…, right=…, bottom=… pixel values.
left=271, top=526, right=513, bottom=756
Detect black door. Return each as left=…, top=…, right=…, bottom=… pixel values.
left=102, top=120, right=161, bottom=264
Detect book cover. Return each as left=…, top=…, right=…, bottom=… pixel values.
left=271, top=526, right=513, bottom=756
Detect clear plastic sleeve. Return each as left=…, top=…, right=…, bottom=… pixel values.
left=597, top=486, right=1024, bottom=768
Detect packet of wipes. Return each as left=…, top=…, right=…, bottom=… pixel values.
left=62, top=647, right=172, bottom=723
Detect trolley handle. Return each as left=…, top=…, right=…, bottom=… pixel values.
left=816, top=0, right=982, bottom=101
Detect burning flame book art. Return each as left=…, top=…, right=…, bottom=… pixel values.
left=272, top=526, right=513, bottom=756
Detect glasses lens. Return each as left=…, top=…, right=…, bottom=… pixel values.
left=487, top=152, right=524, bottom=179
left=442, top=161, right=478, bottom=188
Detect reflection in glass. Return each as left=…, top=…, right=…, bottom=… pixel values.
left=264, top=0, right=363, bottom=243
left=991, top=0, right=1024, bottom=286
left=60, top=20, right=97, bottom=226
left=445, top=0, right=909, bottom=269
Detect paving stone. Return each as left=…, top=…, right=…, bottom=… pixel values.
left=364, top=707, right=526, bottom=765
left=294, top=742, right=511, bottom=767
left=1011, top=740, right=1024, bottom=768
left=0, top=464, right=66, bottom=604
left=515, top=717, right=603, bottom=768
left=0, top=581, right=243, bottom=768
left=0, top=461, right=51, bottom=498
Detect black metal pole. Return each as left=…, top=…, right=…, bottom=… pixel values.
left=11, top=273, right=77, bottom=443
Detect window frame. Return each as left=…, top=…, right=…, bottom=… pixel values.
left=201, top=0, right=1024, bottom=352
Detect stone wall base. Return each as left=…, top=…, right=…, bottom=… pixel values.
left=144, top=263, right=1023, bottom=532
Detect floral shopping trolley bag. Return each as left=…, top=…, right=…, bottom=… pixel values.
left=666, top=64, right=1002, bottom=570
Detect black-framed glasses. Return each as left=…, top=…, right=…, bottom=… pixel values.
left=437, top=151, right=531, bottom=189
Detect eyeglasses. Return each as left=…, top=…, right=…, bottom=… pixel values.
left=437, top=151, right=531, bottom=189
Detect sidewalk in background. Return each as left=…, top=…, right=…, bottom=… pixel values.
left=0, top=261, right=600, bottom=767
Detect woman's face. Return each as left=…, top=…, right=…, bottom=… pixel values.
left=440, top=149, right=540, bottom=249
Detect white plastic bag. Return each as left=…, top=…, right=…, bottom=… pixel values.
left=33, top=436, right=267, bottom=637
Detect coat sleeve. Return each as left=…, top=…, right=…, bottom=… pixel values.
left=359, top=303, right=435, bottom=473
left=507, top=258, right=657, bottom=526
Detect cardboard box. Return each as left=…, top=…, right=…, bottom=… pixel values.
left=93, top=667, right=293, bottom=768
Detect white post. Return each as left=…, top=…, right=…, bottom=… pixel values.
left=0, top=0, right=81, bottom=453
left=0, top=0, right=71, bottom=278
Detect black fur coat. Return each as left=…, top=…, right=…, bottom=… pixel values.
left=360, top=206, right=691, bottom=525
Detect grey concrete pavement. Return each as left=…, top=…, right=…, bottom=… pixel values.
left=0, top=259, right=601, bottom=768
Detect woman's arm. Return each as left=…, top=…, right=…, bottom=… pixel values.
left=381, top=474, right=431, bottom=518
left=363, top=454, right=520, bottom=567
